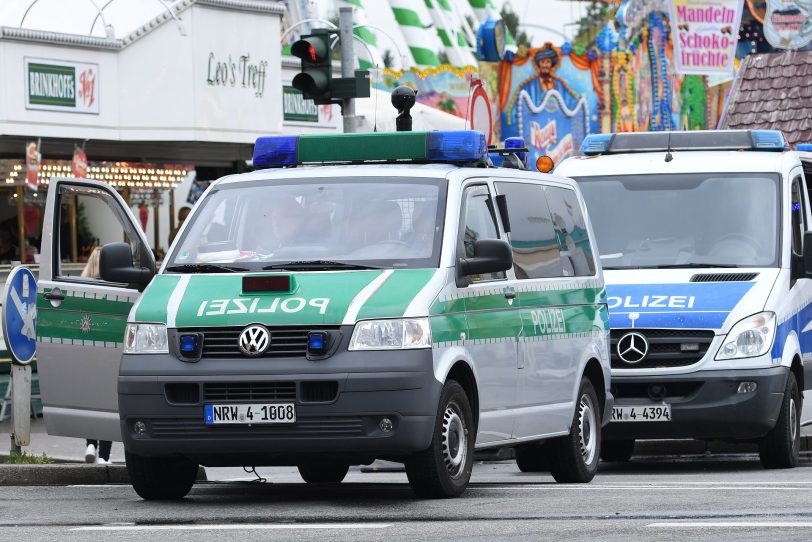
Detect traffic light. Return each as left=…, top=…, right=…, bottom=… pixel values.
left=291, top=30, right=333, bottom=104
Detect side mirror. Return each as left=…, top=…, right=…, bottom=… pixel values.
left=458, top=239, right=513, bottom=278
left=100, top=242, right=154, bottom=286
left=804, top=232, right=812, bottom=276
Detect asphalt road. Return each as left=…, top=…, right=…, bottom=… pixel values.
left=3, top=456, right=812, bottom=541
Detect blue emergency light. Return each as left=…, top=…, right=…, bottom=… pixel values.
left=580, top=130, right=788, bottom=156
left=307, top=331, right=329, bottom=356
left=798, top=144, right=812, bottom=152
left=179, top=335, right=199, bottom=354
left=253, top=130, right=487, bottom=169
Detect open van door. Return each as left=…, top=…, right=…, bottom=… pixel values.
left=36, top=178, right=155, bottom=441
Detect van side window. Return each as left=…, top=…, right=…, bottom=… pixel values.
left=460, top=185, right=505, bottom=282
left=545, top=186, right=597, bottom=277
left=55, top=185, right=140, bottom=282
left=791, top=177, right=806, bottom=256
left=494, top=182, right=563, bottom=279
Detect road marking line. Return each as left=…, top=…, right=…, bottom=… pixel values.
left=648, top=522, right=812, bottom=528
left=72, top=523, right=392, bottom=531
left=470, top=485, right=812, bottom=491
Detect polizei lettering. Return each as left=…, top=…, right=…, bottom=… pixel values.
left=607, top=295, right=696, bottom=310
left=197, top=297, right=330, bottom=316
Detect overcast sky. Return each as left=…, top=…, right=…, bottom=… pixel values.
left=0, top=0, right=586, bottom=65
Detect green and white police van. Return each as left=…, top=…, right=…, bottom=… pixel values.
left=35, top=130, right=611, bottom=499
left=556, top=130, right=812, bottom=467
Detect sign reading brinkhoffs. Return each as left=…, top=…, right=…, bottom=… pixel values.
left=25, top=58, right=99, bottom=114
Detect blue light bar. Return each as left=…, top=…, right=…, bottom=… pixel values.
left=253, top=136, right=298, bottom=168
left=580, top=130, right=787, bottom=156
left=796, top=143, right=812, bottom=152
left=751, top=130, right=786, bottom=150
left=580, top=134, right=613, bottom=155
left=504, top=137, right=527, bottom=164
left=427, top=130, right=486, bottom=162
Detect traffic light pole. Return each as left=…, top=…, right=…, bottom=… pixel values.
left=339, top=7, right=357, bottom=134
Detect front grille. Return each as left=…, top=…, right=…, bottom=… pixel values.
left=612, top=381, right=703, bottom=400
left=300, top=381, right=339, bottom=403
left=690, top=273, right=758, bottom=282
left=611, top=329, right=715, bottom=369
left=179, top=326, right=339, bottom=359
left=147, top=416, right=365, bottom=439
left=203, top=382, right=297, bottom=402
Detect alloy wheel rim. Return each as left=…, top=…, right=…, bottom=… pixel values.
left=790, top=397, right=798, bottom=444
left=442, top=405, right=467, bottom=478
left=579, top=393, right=597, bottom=465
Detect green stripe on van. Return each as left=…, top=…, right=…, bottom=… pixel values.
left=356, top=269, right=436, bottom=320
left=134, top=274, right=181, bottom=323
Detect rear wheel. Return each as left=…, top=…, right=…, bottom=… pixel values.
left=600, top=439, right=635, bottom=463
left=759, top=372, right=801, bottom=469
left=405, top=380, right=474, bottom=498
left=125, top=450, right=198, bottom=500
left=297, top=462, right=350, bottom=484
left=515, top=442, right=550, bottom=472
left=548, top=378, right=601, bottom=483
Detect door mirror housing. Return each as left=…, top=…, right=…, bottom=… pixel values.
left=100, top=243, right=154, bottom=286
left=458, top=239, right=513, bottom=278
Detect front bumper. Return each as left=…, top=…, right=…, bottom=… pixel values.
left=118, top=336, right=441, bottom=466
left=604, top=366, right=789, bottom=440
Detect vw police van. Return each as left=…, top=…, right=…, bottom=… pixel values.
left=35, top=130, right=611, bottom=499
left=556, top=130, right=812, bottom=467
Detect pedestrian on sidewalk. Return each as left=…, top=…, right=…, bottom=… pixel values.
left=80, top=247, right=112, bottom=465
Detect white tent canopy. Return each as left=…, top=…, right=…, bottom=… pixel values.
left=354, top=88, right=469, bottom=133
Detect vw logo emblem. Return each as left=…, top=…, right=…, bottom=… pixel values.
left=238, top=325, right=271, bottom=357
left=617, top=332, right=649, bottom=364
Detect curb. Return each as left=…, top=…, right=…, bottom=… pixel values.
left=0, top=464, right=207, bottom=486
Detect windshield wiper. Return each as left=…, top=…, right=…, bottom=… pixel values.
left=165, top=263, right=248, bottom=273
left=262, top=260, right=383, bottom=271
left=653, top=263, right=741, bottom=269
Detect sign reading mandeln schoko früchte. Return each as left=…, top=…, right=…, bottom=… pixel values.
left=25, top=58, right=99, bottom=114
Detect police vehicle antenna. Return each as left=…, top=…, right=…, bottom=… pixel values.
left=665, top=130, right=674, bottom=162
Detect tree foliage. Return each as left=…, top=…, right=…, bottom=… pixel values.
left=500, top=7, right=531, bottom=48
left=573, top=1, right=614, bottom=47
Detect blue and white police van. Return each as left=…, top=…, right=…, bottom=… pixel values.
left=556, top=130, right=812, bottom=467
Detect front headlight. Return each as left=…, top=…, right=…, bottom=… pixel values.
left=349, top=318, right=432, bottom=351
left=124, top=323, right=169, bottom=354
left=715, top=312, right=776, bottom=360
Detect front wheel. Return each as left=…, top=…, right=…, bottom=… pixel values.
left=759, top=372, right=801, bottom=469
left=125, top=450, right=198, bottom=500
left=298, top=462, right=350, bottom=484
left=547, top=378, right=601, bottom=483
left=405, top=380, right=474, bottom=498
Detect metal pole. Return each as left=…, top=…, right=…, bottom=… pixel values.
left=15, top=186, right=25, bottom=263
left=339, top=6, right=357, bottom=134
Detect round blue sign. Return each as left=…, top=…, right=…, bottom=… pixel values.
left=2, top=266, right=37, bottom=365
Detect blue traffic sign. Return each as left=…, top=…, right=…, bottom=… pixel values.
left=2, top=266, right=37, bottom=365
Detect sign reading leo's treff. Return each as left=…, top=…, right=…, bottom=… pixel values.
left=2, top=266, right=38, bottom=365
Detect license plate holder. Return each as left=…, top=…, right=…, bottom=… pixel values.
left=204, top=403, right=296, bottom=425
left=611, top=404, right=671, bottom=422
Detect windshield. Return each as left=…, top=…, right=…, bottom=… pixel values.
left=575, top=173, right=780, bottom=269
left=168, top=177, right=446, bottom=271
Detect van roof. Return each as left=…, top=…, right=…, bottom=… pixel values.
left=555, top=149, right=800, bottom=178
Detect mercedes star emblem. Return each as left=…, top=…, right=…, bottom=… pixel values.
left=617, top=331, right=648, bottom=364
left=238, top=324, right=271, bottom=357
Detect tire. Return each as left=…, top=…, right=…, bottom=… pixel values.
left=298, top=462, right=350, bottom=484
left=547, top=378, right=601, bottom=483
left=759, top=372, right=801, bottom=469
left=125, top=450, right=198, bottom=500
left=515, top=442, right=550, bottom=472
left=405, top=380, right=474, bottom=498
left=600, top=439, right=635, bottom=463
